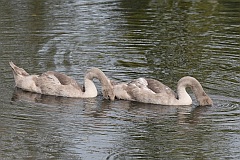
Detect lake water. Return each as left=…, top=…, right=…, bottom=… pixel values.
left=0, top=0, right=239, bottom=159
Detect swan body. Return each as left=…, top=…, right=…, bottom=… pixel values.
left=9, top=62, right=114, bottom=100
left=113, top=76, right=213, bottom=106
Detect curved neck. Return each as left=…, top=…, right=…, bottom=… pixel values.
left=82, top=79, right=98, bottom=98
left=84, top=68, right=114, bottom=100
left=176, top=76, right=213, bottom=106
left=175, top=86, right=192, bottom=105
left=84, top=68, right=109, bottom=85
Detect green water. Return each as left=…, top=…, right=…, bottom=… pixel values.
left=0, top=0, right=239, bottom=159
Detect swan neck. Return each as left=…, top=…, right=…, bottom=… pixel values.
left=176, top=85, right=192, bottom=105
left=84, top=68, right=114, bottom=100
left=82, top=79, right=98, bottom=97
left=84, top=68, right=110, bottom=86
left=177, top=76, right=213, bottom=106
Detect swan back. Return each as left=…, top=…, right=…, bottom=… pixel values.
left=113, top=78, right=177, bottom=105
left=33, top=73, right=86, bottom=97
left=45, top=71, right=83, bottom=90
left=9, top=62, right=96, bottom=98
left=145, top=79, right=177, bottom=97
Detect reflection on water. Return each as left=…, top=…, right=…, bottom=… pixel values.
left=11, top=88, right=85, bottom=106
left=0, top=0, right=239, bottom=159
left=9, top=88, right=240, bottom=159
left=10, top=88, right=211, bottom=159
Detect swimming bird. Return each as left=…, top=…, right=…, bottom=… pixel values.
left=9, top=62, right=114, bottom=100
left=112, top=76, right=213, bottom=106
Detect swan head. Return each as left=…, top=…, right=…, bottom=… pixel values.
left=102, top=87, right=115, bottom=101
left=102, top=80, right=116, bottom=101
left=197, top=92, right=213, bottom=106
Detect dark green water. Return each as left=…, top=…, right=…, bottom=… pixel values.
left=0, top=0, right=239, bottom=159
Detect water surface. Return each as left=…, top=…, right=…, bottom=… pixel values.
left=0, top=0, right=239, bottom=159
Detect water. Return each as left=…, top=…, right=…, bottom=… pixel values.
left=0, top=0, right=239, bottom=159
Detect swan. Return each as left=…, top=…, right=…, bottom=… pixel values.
left=9, top=62, right=114, bottom=100
left=112, top=76, right=213, bottom=106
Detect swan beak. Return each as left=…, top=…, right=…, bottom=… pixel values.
left=102, top=88, right=115, bottom=101
left=199, top=96, right=213, bottom=106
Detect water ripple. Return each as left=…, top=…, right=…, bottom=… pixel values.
left=1, top=0, right=240, bottom=159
